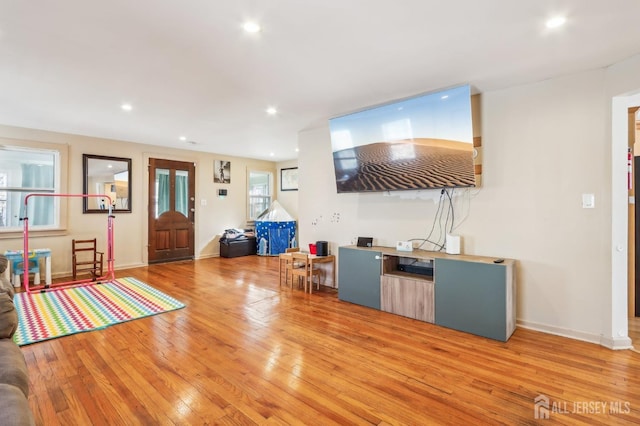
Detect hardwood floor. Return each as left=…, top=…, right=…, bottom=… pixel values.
left=629, top=317, right=640, bottom=345
left=21, top=256, right=640, bottom=425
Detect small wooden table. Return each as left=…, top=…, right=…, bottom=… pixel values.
left=279, top=252, right=336, bottom=289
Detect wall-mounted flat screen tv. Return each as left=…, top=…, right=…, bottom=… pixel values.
left=329, top=84, right=475, bottom=193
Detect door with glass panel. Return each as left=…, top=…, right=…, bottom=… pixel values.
left=148, top=159, right=195, bottom=263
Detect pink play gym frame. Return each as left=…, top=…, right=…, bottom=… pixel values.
left=20, top=193, right=115, bottom=293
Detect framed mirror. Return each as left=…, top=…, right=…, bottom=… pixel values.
left=83, top=154, right=132, bottom=213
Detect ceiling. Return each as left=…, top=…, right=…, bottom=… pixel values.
left=1, top=1, right=640, bottom=162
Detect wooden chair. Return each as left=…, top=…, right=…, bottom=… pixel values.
left=280, top=247, right=301, bottom=288
left=290, top=252, right=321, bottom=293
left=72, top=238, right=104, bottom=280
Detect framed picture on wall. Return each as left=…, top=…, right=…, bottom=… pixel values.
left=214, top=160, right=230, bottom=183
left=281, top=167, right=298, bottom=191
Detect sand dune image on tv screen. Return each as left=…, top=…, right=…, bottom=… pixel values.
left=332, top=138, right=475, bottom=193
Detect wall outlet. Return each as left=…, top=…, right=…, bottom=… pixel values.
left=396, top=241, right=413, bottom=252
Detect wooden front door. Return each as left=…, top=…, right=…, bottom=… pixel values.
left=148, top=158, right=195, bottom=264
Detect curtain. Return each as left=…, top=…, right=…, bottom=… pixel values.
left=21, top=164, right=54, bottom=226
left=175, top=172, right=188, bottom=217
left=156, top=169, right=188, bottom=218
left=156, top=170, right=170, bottom=218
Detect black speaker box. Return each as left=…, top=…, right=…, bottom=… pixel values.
left=357, top=237, right=373, bottom=247
left=316, top=241, right=328, bottom=256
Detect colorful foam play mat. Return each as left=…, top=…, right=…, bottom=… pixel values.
left=12, top=277, right=185, bottom=346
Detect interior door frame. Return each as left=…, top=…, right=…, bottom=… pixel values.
left=635, top=155, right=640, bottom=316
left=142, top=153, right=197, bottom=265
left=611, top=92, right=640, bottom=349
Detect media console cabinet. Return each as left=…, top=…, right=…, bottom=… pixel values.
left=338, top=245, right=516, bottom=342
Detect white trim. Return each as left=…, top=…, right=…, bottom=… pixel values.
left=600, top=335, right=634, bottom=350
left=517, top=319, right=633, bottom=349
left=517, top=319, right=603, bottom=346
left=50, top=262, right=148, bottom=279
left=611, top=92, right=640, bottom=348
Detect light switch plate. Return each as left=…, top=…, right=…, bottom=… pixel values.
left=582, top=193, right=595, bottom=209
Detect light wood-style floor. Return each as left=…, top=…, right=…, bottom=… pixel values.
left=21, top=256, right=640, bottom=425
left=629, top=317, right=640, bottom=345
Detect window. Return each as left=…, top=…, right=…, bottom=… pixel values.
left=0, top=142, right=66, bottom=233
left=247, top=170, right=272, bottom=221
left=0, top=173, right=6, bottom=227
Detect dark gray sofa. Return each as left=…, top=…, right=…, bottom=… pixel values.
left=0, top=254, right=35, bottom=426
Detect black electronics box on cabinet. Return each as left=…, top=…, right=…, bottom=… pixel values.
left=316, top=241, right=328, bottom=256
left=357, top=237, right=373, bottom=247
left=397, top=263, right=434, bottom=277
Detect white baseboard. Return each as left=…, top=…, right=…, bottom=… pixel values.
left=111, top=262, right=148, bottom=272
left=195, top=253, right=218, bottom=260
left=51, top=262, right=147, bottom=279
left=516, top=319, right=632, bottom=349
left=600, top=335, right=633, bottom=350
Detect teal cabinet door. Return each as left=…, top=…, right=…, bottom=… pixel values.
left=338, top=247, right=381, bottom=309
left=435, top=258, right=509, bottom=341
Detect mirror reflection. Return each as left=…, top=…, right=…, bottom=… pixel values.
left=83, top=154, right=132, bottom=213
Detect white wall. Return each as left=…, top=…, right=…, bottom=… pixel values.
left=298, top=62, right=640, bottom=347
left=475, top=70, right=610, bottom=342
left=276, top=159, right=299, bottom=220
left=0, top=125, right=276, bottom=275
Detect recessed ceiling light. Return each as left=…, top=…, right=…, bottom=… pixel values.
left=441, top=95, right=449, bottom=100
left=266, top=107, right=277, bottom=115
left=179, top=136, right=187, bottom=141
left=269, top=152, right=274, bottom=157
left=243, top=21, right=261, bottom=33
left=121, top=103, right=133, bottom=111
left=546, top=16, right=566, bottom=29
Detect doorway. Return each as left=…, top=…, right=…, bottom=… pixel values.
left=632, top=108, right=640, bottom=344
left=148, top=158, right=195, bottom=264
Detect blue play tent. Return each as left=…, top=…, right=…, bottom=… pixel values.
left=255, top=201, right=297, bottom=256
